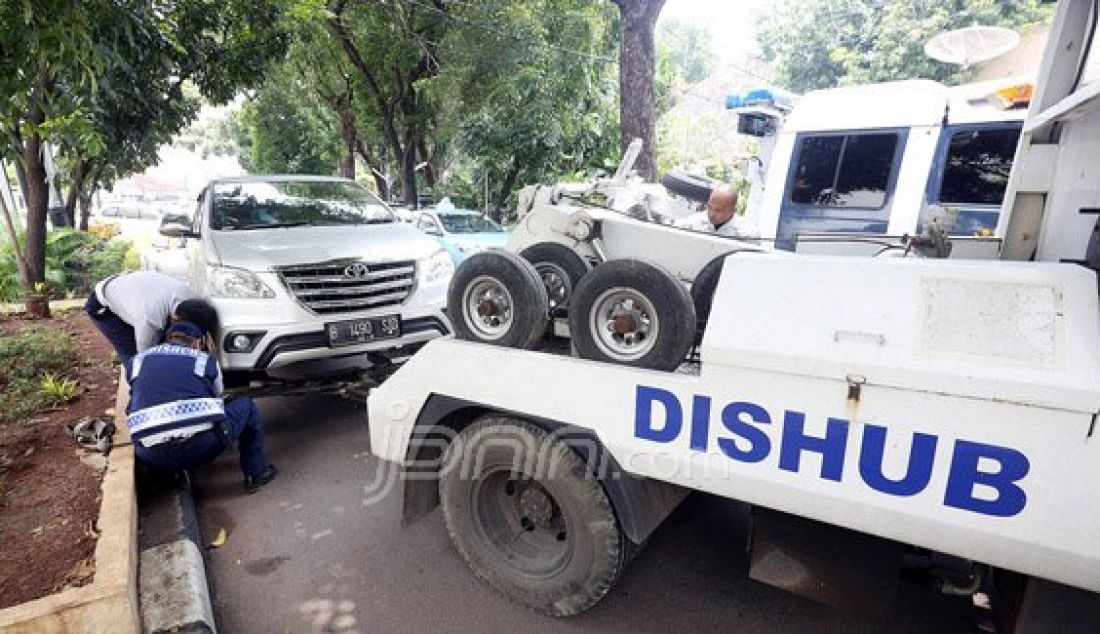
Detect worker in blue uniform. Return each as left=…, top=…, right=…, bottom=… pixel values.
left=127, top=320, right=277, bottom=493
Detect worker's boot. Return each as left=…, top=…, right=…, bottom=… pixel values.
left=245, top=464, right=278, bottom=494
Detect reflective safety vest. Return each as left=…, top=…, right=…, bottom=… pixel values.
left=127, top=344, right=224, bottom=447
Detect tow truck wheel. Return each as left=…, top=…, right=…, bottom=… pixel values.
left=570, top=259, right=696, bottom=371
left=519, top=243, right=589, bottom=316
left=439, top=416, right=625, bottom=617
left=448, top=250, right=548, bottom=349
left=691, top=253, right=730, bottom=330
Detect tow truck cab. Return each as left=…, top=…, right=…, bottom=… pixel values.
left=743, top=78, right=1031, bottom=256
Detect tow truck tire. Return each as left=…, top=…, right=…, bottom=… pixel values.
left=519, top=242, right=589, bottom=316
left=691, top=253, right=729, bottom=328
left=661, top=169, right=717, bottom=203
left=447, top=250, right=548, bottom=350
left=439, top=416, right=626, bottom=617
left=569, top=259, right=696, bottom=371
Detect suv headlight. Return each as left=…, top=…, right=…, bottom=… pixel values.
left=208, top=266, right=276, bottom=299
left=422, top=248, right=455, bottom=283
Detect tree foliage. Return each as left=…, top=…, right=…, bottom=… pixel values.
left=236, top=0, right=623, bottom=217
left=436, top=0, right=621, bottom=215
left=757, top=0, right=1051, bottom=93
left=656, top=17, right=717, bottom=115
left=239, top=68, right=343, bottom=175
left=0, top=0, right=288, bottom=314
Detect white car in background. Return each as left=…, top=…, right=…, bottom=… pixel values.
left=142, top=213, right=192, bottom=281
left=163, top=175, right=453, bottom=381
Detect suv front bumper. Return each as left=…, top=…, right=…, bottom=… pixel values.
left=212, top=280, right=450, bottom=372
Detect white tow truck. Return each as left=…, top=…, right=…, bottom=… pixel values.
left=367, top=0, right=1100, bottom=628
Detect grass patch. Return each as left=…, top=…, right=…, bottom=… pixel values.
left=0, top=326, right=76, bottom=425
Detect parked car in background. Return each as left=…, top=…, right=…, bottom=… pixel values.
left=98, top=205, right=161, bottom=221
left=141, top=213, right=191, bottom=281
left=415, top=199, right=508, bottom=262
left=162, top=175, right=453, bottom=381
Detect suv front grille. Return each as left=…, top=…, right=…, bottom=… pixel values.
left=280, top=260, right=417, bottom=315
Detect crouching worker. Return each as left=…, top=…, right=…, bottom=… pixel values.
left=85, top=269, right=215, bottom=372
left=127, top=321, right=277, bottom=493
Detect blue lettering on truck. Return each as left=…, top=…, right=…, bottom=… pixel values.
left=634, top=385, right=1030, bottom=517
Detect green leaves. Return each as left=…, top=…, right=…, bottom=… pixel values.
left=757, top=0, right=1052, bottom=93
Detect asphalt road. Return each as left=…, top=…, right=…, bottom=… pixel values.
left=194, top=394, right=974, bottom=633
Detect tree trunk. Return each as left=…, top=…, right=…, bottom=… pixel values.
left=492, top=164, right=522, bottom=222
left=77, top=165, right=98, bottom=231
left=329, top=4, right=410, bottom=201
left=22, top=126, right=50, bottom=317
left=338, top=97, right=357, bottom=180
left=613, top=0, right=666, bottom=181
left=416, top=137, right=437, bottom=188
left=78, top=191, right=93, bottom=231
left=0, top=183, right=32, bottom=294
left=64, top=159, right=88, bottom=227
left=400, top=132, right=418, bottom=208
left=356, top=141, right=390, bottom=200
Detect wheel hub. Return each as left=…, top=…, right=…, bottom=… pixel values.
left=518, top=485, right=556, bottom=527
left=605, top=301, right=651, bottom=346
left=610, top=312, right=639, bottom=335
left=590, top=288, right=660, bottom=360
left=471, top=471, right=571, bottom=579
left=477, top=297, right=502, bottom=319
left=536, top=263, right=571, bottom=311
left=464, top=276, right=514, bottom=340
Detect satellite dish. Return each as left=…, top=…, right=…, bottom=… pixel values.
left=925, top=26, right=1021, bottom=68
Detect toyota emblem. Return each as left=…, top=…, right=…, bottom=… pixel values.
left=344, top=262, right=371, bottom=279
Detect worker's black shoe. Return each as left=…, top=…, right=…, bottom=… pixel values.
left=245, top=465, right=278, bottom=494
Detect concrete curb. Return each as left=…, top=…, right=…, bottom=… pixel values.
left=0, top=298, right=85, bottom=315
left=138, top=471, right=215, bottom=633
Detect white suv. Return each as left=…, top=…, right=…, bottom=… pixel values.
left=168, top=175, right=453, bottom=378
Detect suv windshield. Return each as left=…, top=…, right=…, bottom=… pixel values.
left=210, top=180, right=394, bottom=230
left=438, top=213, right=503, bottom=234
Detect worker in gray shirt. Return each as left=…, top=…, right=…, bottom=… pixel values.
left=84, top=270, right=218, bottom=371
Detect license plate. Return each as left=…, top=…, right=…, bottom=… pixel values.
left=326, top=315, right=401, bottom=348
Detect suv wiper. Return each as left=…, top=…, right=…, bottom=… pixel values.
left=237, top=221, right=312, bottom=230
left=318, top=218, right=393, bottom=226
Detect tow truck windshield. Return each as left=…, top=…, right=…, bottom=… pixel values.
left=211, top=179, right=394, bottom=230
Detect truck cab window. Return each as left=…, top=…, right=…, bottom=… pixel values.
left=791, top=136, right=843, bottom=205
left=790, top=132, right=898, bottom=209
left=939, top=128, right=1021, bottom=206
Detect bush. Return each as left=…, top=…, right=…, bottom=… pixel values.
left=0, top=229, right=138, bottom=303
left=0, top=326, right=76, bottom=425
left=40, top=373, right=80, bottom=405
